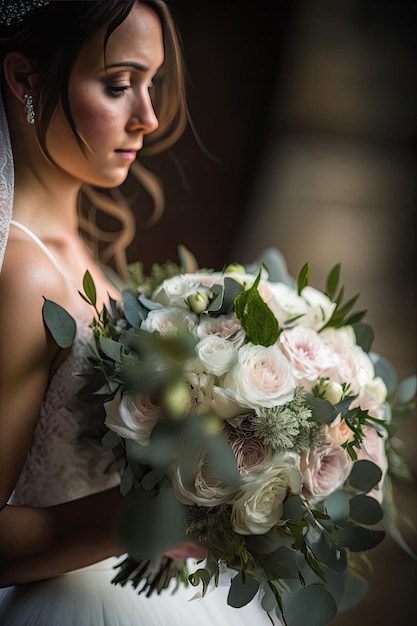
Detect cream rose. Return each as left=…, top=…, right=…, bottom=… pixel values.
left=104, top=389, right=161, bottom=446
left=151, top=273, right=214, bottom=309
left=222, top=343, right=295, bottom=409
left=300, top=437, right=353, bottom=503
left=231, top=451, right=302, bottom=535
left=195, top=335, right=238, bottom=376
left=141, top=306, right=198, bottom=336
left=171, top=447, right=239, bottom=507
left=196, top=313, right=243, bottom=343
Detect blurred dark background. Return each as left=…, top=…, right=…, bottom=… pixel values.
left=131, top=1, right=416, bottom=623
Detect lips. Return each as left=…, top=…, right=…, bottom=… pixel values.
left=115, top=149, right=138, bottom=161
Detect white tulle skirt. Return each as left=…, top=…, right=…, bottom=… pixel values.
left=0, top=557, right=281, bottom=626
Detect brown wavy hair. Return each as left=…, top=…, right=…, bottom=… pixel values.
left=0, top=1, right=189, bottom=278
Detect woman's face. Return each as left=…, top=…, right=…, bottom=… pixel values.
left=45, top=2, right=163, bottom=188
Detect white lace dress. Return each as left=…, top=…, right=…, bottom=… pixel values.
left=0, top=227, right=281, bottom=626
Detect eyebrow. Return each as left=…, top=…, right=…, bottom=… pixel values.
left=104, top=62, right=149, bottom=72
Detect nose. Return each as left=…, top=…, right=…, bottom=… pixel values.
left=126, top=91, right=159, bottom=136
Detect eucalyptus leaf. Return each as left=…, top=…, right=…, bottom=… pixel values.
left=349, top=494, right=383, bottom=525
left=141, top=467, right=167, bottom=491
left=42, top=298, right=76, bottom=349
left=323, top=490, right=350, bottom=524
left=206, top=434, right=241, bottom=488
left=122, top=289, right=147, bottom=327
left=338, top=522, right=385, bottom=552
left=352, top=322, right=374, bottom=353
left=337, top=569, right=369, bottom=611
left=396, top=375, right=417, bottom=404
left=98, top=335, right=123, bottom=363
left=348, top=460, right=382, bottom=493
left=118, top=485, right=187, bottom=560
left=309, top=397, right=339, bottom=424
left=120, top=465, right=133, bottom=495
left=255, top=248, right=295, bottom=286
left=370, top=352, right=398, bottom=396
left=260, top=580, right=278, bottom=613
left=281, top=584, right=338, bottom=626
left=207, top=277, right=242, bottom=315
left=227, top=571, right=260, bottom=608
left=101, top=429, right=121, bottom=449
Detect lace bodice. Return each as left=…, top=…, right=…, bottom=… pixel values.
left=11, top=321, right=121, bottom=507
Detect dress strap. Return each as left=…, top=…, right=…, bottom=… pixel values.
left=10, top=220, right=71, bottom=286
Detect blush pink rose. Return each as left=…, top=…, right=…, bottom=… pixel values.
left=300, top=437, right=353, bottom=503
left=279, top=326, right=334, bottom=388
left=104, top=389, right=161, bottom=446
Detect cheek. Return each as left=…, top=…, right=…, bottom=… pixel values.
left=69, top=88, right=120, bottom=149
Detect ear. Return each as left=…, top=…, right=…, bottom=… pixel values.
left=2, top=52, right=37, bottom=103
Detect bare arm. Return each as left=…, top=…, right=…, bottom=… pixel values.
left=0, top=241, right=205, bottom=587
left=0, top=243, right=125, bottom=586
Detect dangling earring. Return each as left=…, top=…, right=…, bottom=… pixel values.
left=24, top=93, right=35, bottom=124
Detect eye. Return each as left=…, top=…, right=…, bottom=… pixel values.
left=107, top=85, right=129, bottom=96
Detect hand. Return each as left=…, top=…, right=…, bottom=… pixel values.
left=164, top=540, right=207, bottom=561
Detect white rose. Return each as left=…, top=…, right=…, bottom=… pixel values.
left=299, top=286, right=337, bottom=330
left=223, top=343, right=295, bottom=409
left=195, top=335, right=238, bottom=376
left=104, top=389, right=161, bottom=446
left=152, top=273, right=213, bottom=309
left=231, top=451, right=302, bottom=535
left=264, top=282, right=309, bottom=326
left=264, top=283, right=336, bottom=330
left=279, top=326, right=334, bottom=388
left=300, top=438, right=353, bottom=503
left=141, top=306, right=198, bottom=336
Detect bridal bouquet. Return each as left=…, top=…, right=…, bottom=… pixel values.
left=43, top=247, right=416, bottom=626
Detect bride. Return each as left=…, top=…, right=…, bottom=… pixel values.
left=0, top=1, right=280, bottom=624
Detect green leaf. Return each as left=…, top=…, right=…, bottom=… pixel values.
left=338, top=522, right=385, bottom=552
left=297, top=263, right=310, bottom=295
left=207, top=277, right=243, bottom=315
left=177, top=244, right=199, bottom=273
left=118, top=485, right=187, bottom=560
left=282, top=585, right=338, bottom=626
left=309, top=397, right=339, bottom=424
left=349, top=494, right=383, bottom=525
left=98, top=335, right=123, bottom=363
left=396, top=375, right=417, bottom=404
left=42, top=298, right=76, bottom=349
left=122, top=289, right=147, bottom=327
left=352, top=322, right=374, bottom=353
left=324, top=490, right=350, bottom=524
left=228, top=571, right=260, bottom=608
left=82, top=270, right=96, bottom=306
left=234, top=270, right=279, bottom=346
left=348, top=460, right=382, bottom=493
left=206, top=434, right=241, bottom=488
left=337, top=569, right=369, bottom=611
left=370, top=353, right=398, bottom=396
left=325, top=264, right=341, bottom=300
left=120, top=465, right=133, bottom=496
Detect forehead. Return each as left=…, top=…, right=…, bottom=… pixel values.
left=74, top=3, right=164, bottom=72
